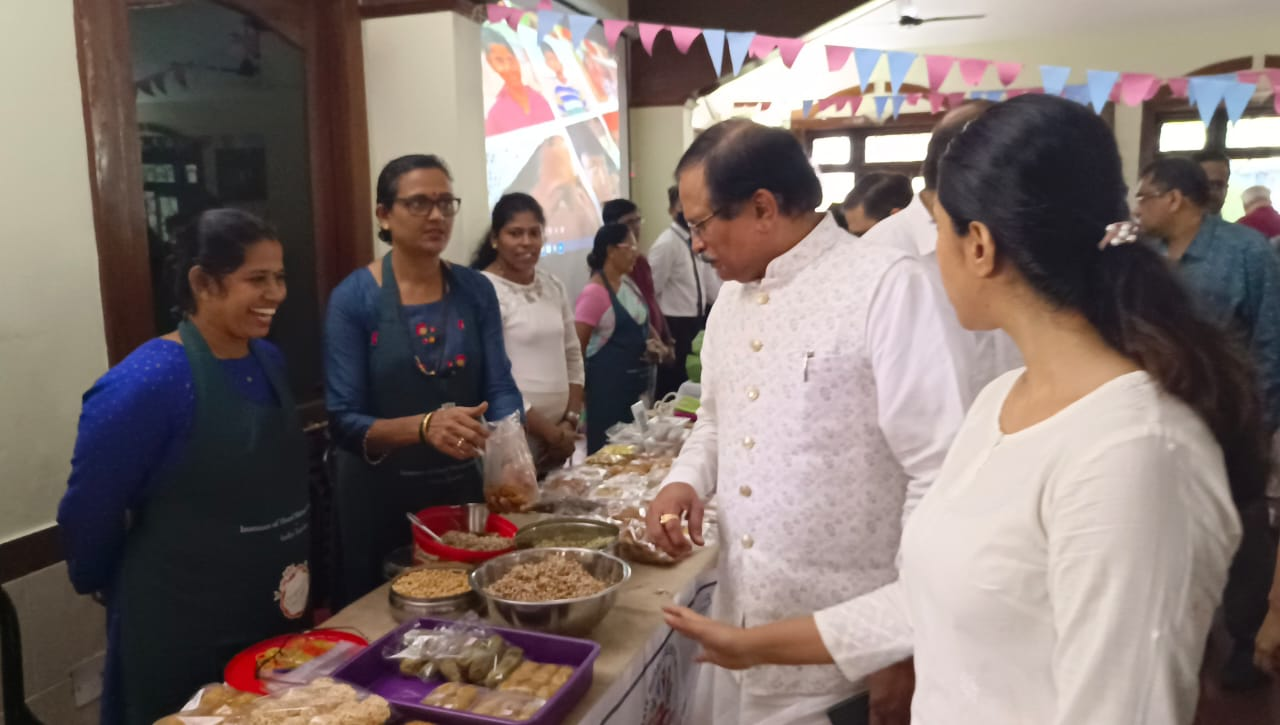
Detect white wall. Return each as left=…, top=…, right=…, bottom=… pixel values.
left=630, top=105, right=694, bottom=251
left=363, top=12, right=490, bottom=265
left=0, top=0, right=108, bottom=543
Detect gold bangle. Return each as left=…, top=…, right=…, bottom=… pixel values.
left=419, top=412, right=434, bottom=446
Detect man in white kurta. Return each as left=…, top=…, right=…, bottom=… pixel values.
left=648, top=119, right=970, bottom=724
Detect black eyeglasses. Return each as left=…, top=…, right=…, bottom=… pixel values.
left=687, top=209, right=721, bottom=240
left=396, top=195, right=462, bottom=217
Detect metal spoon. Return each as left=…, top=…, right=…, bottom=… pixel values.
left=406, top=512, right=445, bottom=545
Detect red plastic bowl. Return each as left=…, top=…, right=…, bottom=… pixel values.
left=411, top=505, right=518, bottom=564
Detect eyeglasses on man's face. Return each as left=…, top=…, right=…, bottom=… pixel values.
left=396, top=195, right=462, bottom=217
left=687, top=208, right=722, bottom=240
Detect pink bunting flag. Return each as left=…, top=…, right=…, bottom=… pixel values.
left=1166, top=77, right=1189, bottom=98
left=668, top=26, right=703, bottom=54
left=602, top=19, right=631, bottom=50
left=1264, top=69, right=1280, bottom=92
left=504, top=8, right=524, bottom=30
left=906, top=92, right=922, bottom=105
left=818, top=97, right=841, bottom=114
left=958, top=58, right=990, bottom=87
left=1275, top=93, right=1280, bottom=116
left=925, top=55, right=954, bottom=91
left=1118, top=73, right=1158, bottom=106
left=995, top=61, right=1023, bottom=87
left=827, top=45, right=854, bottom=72
left=761, top=102, right=772, bottom=111
left=1005, top=88, right=1031, bottom=99
left=749, top=34, right=780, bottom=59
left=636, top=23, right=664, bottom=55
left=1238, top=70, right=1264, bottom=85
left=775, top=38, right=805, bottom=69
left=946, top=92, right=967, bottom=107
left=486, top=4, right=508, bottom=25
left=928, top=92, right=946, bottom=114
left=845, top=96, right=863, bottom=114
left=536, top=0, right=552, bottom=8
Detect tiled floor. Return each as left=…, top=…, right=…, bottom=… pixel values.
left=1197, top=630, right=1280, bottom=725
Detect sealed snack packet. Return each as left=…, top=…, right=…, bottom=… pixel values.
left=484, top=412, right=540, bottom=513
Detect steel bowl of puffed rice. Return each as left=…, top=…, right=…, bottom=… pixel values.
left=388, top=562, right=479, bottom=622
left=470, top=548, right=631, bottom=636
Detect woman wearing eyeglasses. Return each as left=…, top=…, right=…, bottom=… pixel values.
left=324, top=154, right=523, bottom=607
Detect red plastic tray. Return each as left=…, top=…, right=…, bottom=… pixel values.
left=224, top=630, right=368, bottom=694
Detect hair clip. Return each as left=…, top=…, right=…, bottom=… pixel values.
left=1098, top=221, right=1139, bottom=250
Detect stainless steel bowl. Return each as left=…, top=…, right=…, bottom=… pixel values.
left=388, top=563, right=479, bottom=623
left=514, top=518, right=620, bottom=553
left=470, top=548, right=631, bottom=636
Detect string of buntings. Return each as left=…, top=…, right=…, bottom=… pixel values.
left=487, top=2, right=1280, bottom=124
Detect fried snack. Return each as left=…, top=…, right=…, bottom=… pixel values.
left=422, top=682, right=481, bottom=710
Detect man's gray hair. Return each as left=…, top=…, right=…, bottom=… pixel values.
left=1242, top=185, right=1271, bottom=208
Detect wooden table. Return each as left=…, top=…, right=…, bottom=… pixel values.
left=325, top=525, right=718, bottom=724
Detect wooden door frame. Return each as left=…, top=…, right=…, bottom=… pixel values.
left=74, top=0, right=373, bottom=366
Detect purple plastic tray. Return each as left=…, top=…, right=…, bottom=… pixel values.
left=333, top=617, right=600, bottom=725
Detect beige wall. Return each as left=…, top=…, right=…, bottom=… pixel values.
left=629, top=105, right=694, bottom=252
left=0, top=0, right=108, bottom=543
left=363, top=12, right=490, bottom=266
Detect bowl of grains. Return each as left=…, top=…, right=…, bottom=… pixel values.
left=470, top=548, right=631, bottom=636
left=388, top=562, right=479, bottom=621
left=514, top=518, right=620, bottom=553
left=412, top=505, right=518, bottom=564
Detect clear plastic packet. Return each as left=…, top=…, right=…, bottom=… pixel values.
left=613, top=505, right=718, bottom=567
left=386, top=619, right=525, bottom=688
left=470, top=689, right=548, bottom=720
left=259, top=640, right=362, bottom=692
left=484, top=412, right=540, bottom=513
left=156, top=678, right=391, bottom=724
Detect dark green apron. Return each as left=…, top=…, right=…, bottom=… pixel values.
left=116, top=321, right=310, bottom=725
left=330, top=254, right=484, bottom=608
left=585, top=277, right=650, bottom=453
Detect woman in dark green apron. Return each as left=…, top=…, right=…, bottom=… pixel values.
left=324, top=155, right=523, bottom=608
left=59, top=210, right=311, bottom=725
left=574, top=223, right=662, bottom=452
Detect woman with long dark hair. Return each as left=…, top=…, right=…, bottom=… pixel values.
left=574, top=223, right=664, bottom=452
left=324, top=155, right=522, bottom=607
left=658, top=95, right=1267, bottom=724
left=473, top=193, right=584, bottom=472
left=60, top=210, right=311, bottom=724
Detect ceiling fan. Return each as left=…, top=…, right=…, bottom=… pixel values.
left=892, top=0, right=986, bottom=27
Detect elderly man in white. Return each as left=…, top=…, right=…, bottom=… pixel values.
left=645, top=119, right=969, bottom=724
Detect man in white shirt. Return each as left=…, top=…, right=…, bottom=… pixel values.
left=861, top=101, right=1022, bottom=399
left=650, top=185, right=723, bottom=396
left=646, top=120, right=969, bottom=724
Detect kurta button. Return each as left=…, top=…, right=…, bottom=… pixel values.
left=750, top=339, right=763, bottom=352
left=742, top=436, right=755, bottom=449
left=739, top=485, right=753, bottom=497
left=746, top=386, right=759, bottom=401
left=741, top=534, right=754, bottom=549
left=757, top=293, right=770, bottom=305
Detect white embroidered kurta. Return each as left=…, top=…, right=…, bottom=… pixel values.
left=862, top=195, right=1023, bottom=399
left=663, top=214, right=969, bottom=699
left=814, top=370, right=1241, bottom=725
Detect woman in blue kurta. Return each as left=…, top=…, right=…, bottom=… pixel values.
left=59, top=210, right=311, bottom=725
left=325, top=154, right=522, bottom=608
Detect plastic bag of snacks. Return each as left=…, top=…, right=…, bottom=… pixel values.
left=155, top=678, right=391, bottom=724
left=611, top=504, right=718, bottom=567
left=484, top=412, right=540, bottom=513
left=387, top=619, right=527, bottom=689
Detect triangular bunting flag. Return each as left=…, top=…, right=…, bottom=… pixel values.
left=536, top=0, right=551, bottom=9
left=1166, top=77, right=1189, bottom=99
left=1040, top=65, right=1071, bottom=96
left=886, top=51, right=917, bottom=95
left=802, top=100, right=815, bottom=118
left=924, top=55, right=954, bottom=91
left=928, top=92, right=946, bottom=114
left=995, top=61, right=1022, bottom=87
left=1223, top=82, right=1257, bottom=124
left=567, top=14, right=597, bottom=48
left=760, top=102, right=772, bottom=111
left=504, top=8, right=524, bottom=30
left=1238, top=70, right=1264, bottom=85
left=702, top=29, right=726, bottom=77
left=854, top=48, right=884, bottom=92
left=1086, top=70, right=1119, bottom=112
left=958, top=58, right=989, bottom=87
left=983, top=90, right=1004, bottom=103
left=818, top=97, right=841, bottom=114
left=486, top=4, right=508, bottom=25
left=946, top=92, right=966, bottom=107
left=1189, top=76, right=1231, bottom=125
left=827, top=45, right=854, bottom=72
left=1063, top=84, right=1090, bottom=106
left=906, top=92, right=922, bottom=105
left=847, top=96, right=864, bottom=114
left=1263, top=69, right=1280, bottom=93
left=873, top=95, right=891, bottom=119
left=749, top=34, right=779, bottom=60
left=1118, top=73, right=1158, bottom=106
left=602, top=19, right=631, bottom=51
left=891, top=94, right=908, bottom=119
left=776, top=38, right=805, bottom=69
left=669, top=26, right=703, bottom=54
left=725, top=32, right=755, bottom=76
left=536, top=10, right=563, bottom=44
left=636, top=23, right=663, bottom=55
